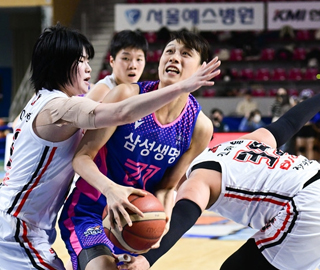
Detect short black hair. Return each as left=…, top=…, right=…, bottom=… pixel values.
left=109, top=30, right=148, bottom=59
left=211, top=108, right=224, bottom=116
left=31, top=23, right=94, bottom=93
left=167, top=29, right=211, bottom=64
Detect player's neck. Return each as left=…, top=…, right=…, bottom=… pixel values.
left=154, top=95, right=188, bottom=125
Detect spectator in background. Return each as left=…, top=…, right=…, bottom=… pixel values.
left=270, top=88, right=293, bottom=153
left=239, top=109, right=265, bottom=132
left=210, top=108, right=229, bottom=132
left=270, top=88, right=291, bottom=123
left=235, top=89, right=258, bottom=117
left=295, top=89, right=319, bottom=160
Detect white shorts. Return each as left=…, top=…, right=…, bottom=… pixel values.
left=0, top=211, right=65, bottom=270
left=253, top=179, right=320, bottom=270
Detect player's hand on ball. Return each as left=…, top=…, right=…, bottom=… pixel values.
left=104, top=184, right=147, bottom=231
left=104, top=191, right=166, bottom=253
left=117, top=255, right=150, bottom=270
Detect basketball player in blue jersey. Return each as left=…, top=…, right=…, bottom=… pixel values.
left=0, top=24, right=220, bottom=270
left=59, top=30, right=221, bottom=270
left=120, top=95, right=320, bottom=270
left=87, top=30, right=148, bottom=101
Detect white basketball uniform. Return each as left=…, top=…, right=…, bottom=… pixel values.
left=187, top=140, right=320, bottom=270
left=96, top=73, right=117, bottom=89
left=0, top=89, right=82, bottom=269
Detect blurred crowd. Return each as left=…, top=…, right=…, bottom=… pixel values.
left=210, top=87, right=320, bottom=160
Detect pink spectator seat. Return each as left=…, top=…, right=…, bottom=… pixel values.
left=147, top=49, right=162, bottom=63
left=304, top=68, right=319, bottom=80
left=153, top=49, right=162, bottom=62
left=144, top=31, right=157, bottom=44
left=229, top=48, right=243, bottom=61
left=105, top=51, right=111, bottom=62
left=288, top=89, right=299, bottom=96
left=292, top=47, right=307, bottom=61
left=202, top=88, right=216, bottom=97
left=230, top=68, right=239, bottom=80
left=288, top=68, right=303, bottom=81
left=260, top=48, right=275, bottom=61
left=252, top=88, right=266, bottom=97
left=296, top=30, right=312, bottom=41
left=271, top=68, right=287, bottom=81
left=97, top=70, right=111, bottom=81
left=147, top=51, right=157, bottom=62
left=240, top=68, right=254, bottom=80
left=268, top=88, right=278, bottom=97
left=255, top=68, right=271, bottom=81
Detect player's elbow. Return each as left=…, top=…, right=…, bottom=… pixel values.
left=72, top=155, right=82, bottom=174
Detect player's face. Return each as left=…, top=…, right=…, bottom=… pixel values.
left=110, top=48, right=146, bottom=85
left=158, top=39, right=201, bottom=88
left=65, top=48, right=92, bottom=97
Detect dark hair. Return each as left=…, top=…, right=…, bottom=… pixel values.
left=109, top=30, right=148, bottom=59
left=31, top=23, right=94, bottom=93
left=167, top=29, right=211, bottom=64
left=249, top=109, right=261, bottom=119
left=211, top=108, right=224, bottom=116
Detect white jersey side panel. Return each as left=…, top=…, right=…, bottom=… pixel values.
left=0, top=89, right=82, bottom=230
left=96, top=73, right=117, bottom=89
left=187, top=140, right=320, bottom=229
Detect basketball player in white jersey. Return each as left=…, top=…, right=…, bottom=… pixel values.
left=0, top=23, right=221, bottom=270
left=120, top=93, right=320, bottom=270
left=87, top=30, right=148, bottom=102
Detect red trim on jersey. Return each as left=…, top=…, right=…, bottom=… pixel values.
left=22, top=220, right=56, bottom=270
left=255, top=203, right=291, bottom=246
left=13, top=147, right=57, bottom=217
left=224, top=193, right=287, bottom=206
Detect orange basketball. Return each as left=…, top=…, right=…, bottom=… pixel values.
left=103, top=191, right=167, bottom=253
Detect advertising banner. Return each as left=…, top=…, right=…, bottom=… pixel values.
left=115, top=3, right=264, bottom=32
left=268, top=2, right=320, bottom=30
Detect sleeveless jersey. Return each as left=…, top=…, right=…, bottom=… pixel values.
left=96, top=73, right=117, bottom=89
left=77, top=80, right=201, bottom=197
left=0, top=89, right=82, bottom=230
left=59, top=81, right=201, bottom=265
left=187, top=140, right=320, bottom=229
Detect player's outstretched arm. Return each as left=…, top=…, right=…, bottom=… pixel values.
left=94, top=57, right=221, bottom=128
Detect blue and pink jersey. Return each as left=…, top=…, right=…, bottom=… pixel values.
left=59, top=81, right=201, bottom=268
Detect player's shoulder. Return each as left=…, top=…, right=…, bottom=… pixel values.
left=105, top=83, right=140, bottom=102
left=195, top=111, right=213, bottom=134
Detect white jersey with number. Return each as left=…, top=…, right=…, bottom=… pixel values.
left=0, top=89, right=82, bottom=269
left=96, top=73, right=117, bottom=89
left=187, top=140, right=320, bottom=270
left=0, top=89, right=82, bottom=230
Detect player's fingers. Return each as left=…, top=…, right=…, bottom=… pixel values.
left=130, top=188, right=147, bottom=197
left=108, top=211, right=116, bottom=230
left=199, top=60, right=220, bottom=80
left=112, top=210, right=124, bottom=231
left=124, top=201, right=145, bottom=218
left=207, top=60, right=221, bottom=74
left=202, top=56, right=219, bottom=72
left=117, top=206, right=134, bottom=227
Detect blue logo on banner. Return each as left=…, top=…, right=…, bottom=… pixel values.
left=125, top=9, right=141, bottom=25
